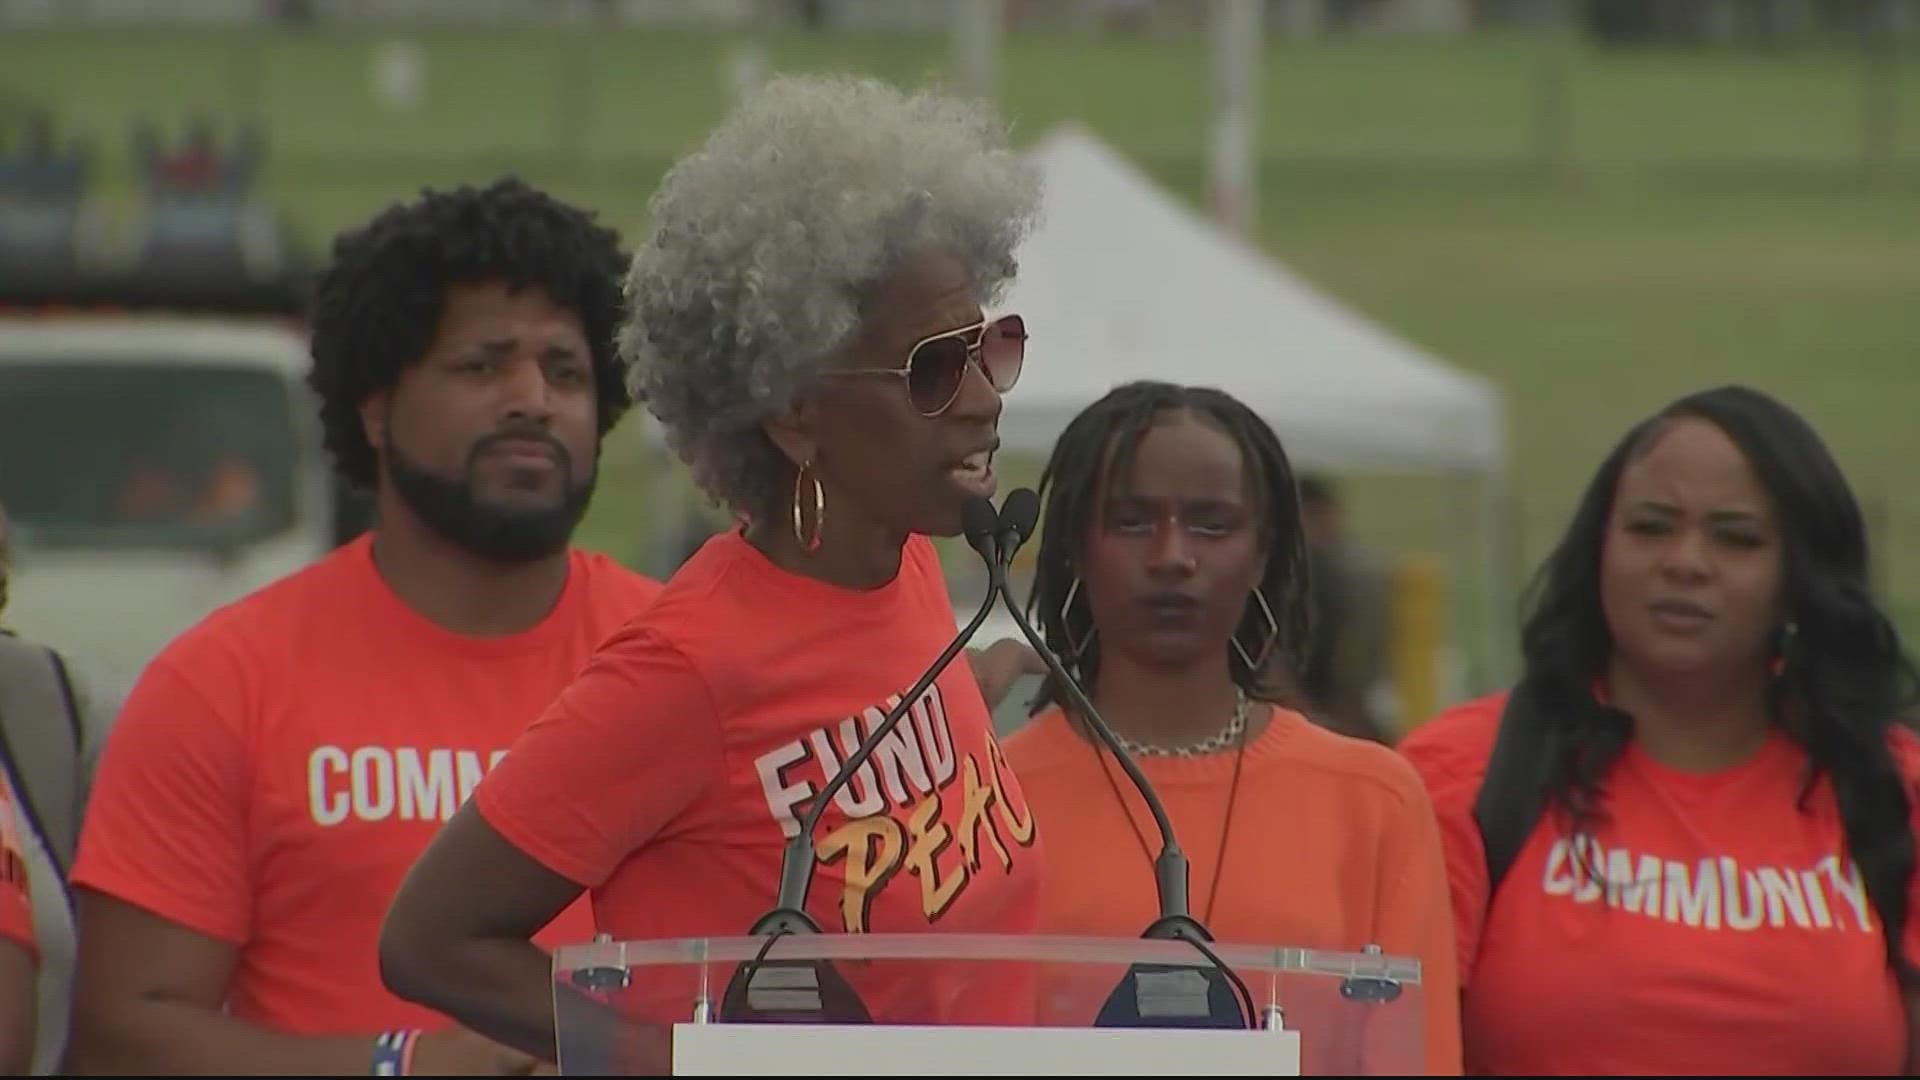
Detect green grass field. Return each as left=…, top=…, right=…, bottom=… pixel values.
left=5, top=23, right=1917, bottom=685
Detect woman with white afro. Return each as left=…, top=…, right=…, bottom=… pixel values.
left=381, top=72, right=1054, bottom=1066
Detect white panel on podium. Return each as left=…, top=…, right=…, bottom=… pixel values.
left=670, top=1023, right=1301, bottom=1076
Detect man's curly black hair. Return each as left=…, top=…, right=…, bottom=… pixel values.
left=306, top=177, right=633, bottom=489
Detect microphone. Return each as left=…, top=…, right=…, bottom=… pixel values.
left=994, top=486, right=1040, bottom=569
left=990, top=486, right=1200, bottom=941
left=989, top=487, right=1253, bottom=1029
left=719, top=496, right=1007, bottom=1023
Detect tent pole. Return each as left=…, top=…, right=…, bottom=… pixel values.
left=951, top=0, right=1005, bottom=107
left=1479, top=465, right=1519, bottom=693
left=1209, top=0, right=1262, bottom=238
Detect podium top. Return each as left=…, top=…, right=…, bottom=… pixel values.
left=555, top=931, right=1421, bottom=984
left=551, top=932, right=1427, bottom=1075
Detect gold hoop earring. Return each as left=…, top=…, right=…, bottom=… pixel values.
left=791, top=462, right=825, bottom=552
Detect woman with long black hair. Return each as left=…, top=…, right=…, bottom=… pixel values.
left=1401, top=384, right=1920, bottom=1074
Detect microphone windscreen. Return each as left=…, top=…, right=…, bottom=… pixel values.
left=1001, top=487, right=1041, bottom=545
left=961, top=495, right=1001, bottom=555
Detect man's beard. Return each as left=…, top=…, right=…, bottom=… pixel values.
left=384, top=435, right=597, bottom=564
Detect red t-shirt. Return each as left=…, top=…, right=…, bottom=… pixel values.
left=1400, top=691, right=1920, bottom=1075
left=475, top=529, right=1044, bottom=1023
left=0, top=774, right=32, bottom=962
left=69, top=534, right=662, bottom=1034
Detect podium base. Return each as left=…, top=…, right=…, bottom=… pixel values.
left=668, top=1022, right=1300, bottom=1076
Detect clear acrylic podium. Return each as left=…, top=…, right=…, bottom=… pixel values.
left=551, top=932, right=1425, bottom=1075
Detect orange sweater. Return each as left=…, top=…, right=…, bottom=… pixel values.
left=1002, top=705, right=1462, bottom=1076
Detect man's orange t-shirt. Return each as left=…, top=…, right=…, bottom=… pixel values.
left=474, top=529, right=1045, bottom=1023
left=1401, top=691, right=1920, bottom=1076
left=1002, top=705, right=1462, bottom=1075
left=0, top=773, right=33, bottom=962
left=69, top=534, right=662, bottom=1034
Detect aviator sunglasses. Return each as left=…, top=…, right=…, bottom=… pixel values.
left=827, top=313, right=1028, bottom=417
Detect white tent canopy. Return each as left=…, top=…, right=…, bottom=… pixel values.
left=989, top=124, right=1514, bottom=692
left=996, top=123, right=1506, bottom=475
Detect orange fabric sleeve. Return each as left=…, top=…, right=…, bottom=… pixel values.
left=1397, top=699, right=1501, bottom=989
left=1371, top=761, right=1464, bottom=1076
left=69, top=658, right=252, bottom=945
left=473, top=625, right=728, bottom=889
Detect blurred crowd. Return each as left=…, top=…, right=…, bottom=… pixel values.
left=0, top=103, right=283, bottom=287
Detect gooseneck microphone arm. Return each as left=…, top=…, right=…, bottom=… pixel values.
left=747, top=496, right=1008, bottom=937
left=993, top=488, right=1254, bottom=1031
left=988, top=488, right=1204, bottom=941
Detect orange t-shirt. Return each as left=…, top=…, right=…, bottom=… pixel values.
left=474, top=529, right=1044, bottom=1023
left=1002, top=705, right=1462, bottom=1075
left=69, top=534, right=662, bottom=1034
left=0, top=773, right=32, bottom=962
left=1400, top=691, right=1920, bottom=1076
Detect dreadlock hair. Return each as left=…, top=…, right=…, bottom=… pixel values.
left=1024, top=380, right=1314, bottom=716
left=1519, top=384, right=1920, bottom=987
left=307, top=177, right=633, bottom=489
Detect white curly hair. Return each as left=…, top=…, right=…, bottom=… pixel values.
left=621, top=72, right=1043, bottom=519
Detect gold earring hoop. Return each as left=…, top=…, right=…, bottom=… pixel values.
left=792, top=462, right=825, bottom=552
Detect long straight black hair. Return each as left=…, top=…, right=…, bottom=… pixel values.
left=1519, top=384, right=1920, bottom=984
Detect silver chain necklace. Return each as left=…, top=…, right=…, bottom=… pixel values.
left=1110, top=688, right=1250, bottom=759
